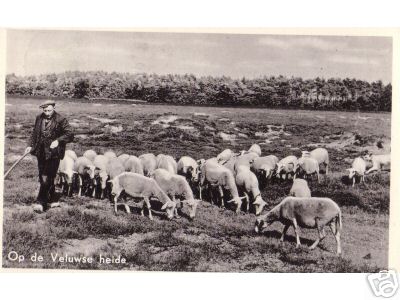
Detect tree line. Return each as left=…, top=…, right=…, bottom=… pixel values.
left=6, top=71, right=392, bottom=111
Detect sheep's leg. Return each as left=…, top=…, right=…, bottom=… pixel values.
left=309, top=221, right=326, bottom=250
left=144, top=197, right=153, bottom=220
left=280, top=224, right=290, bottom=242
left=78, top=175, right=82, bottom=197
left=325, top=163, right=329, bottom=175
left=329, top=221, right=342, bottom=256
left=352, top=177, right=355, bottom=187
left=218, top=186, right=225, bottom=208
left=317, top=172, right=320, bottom=184
left=114, top=195, right=119, bottom=214
left=244, top=192, right=249, bottom=213
left=92, top=183, right=97, bottom=198
left=172, top=195, right=181, bottom=219
left=292, top=218, right=301, bottom=248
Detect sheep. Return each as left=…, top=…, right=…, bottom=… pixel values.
left=83, top=149, right=97, bottom=162
left=104, top=158, right=126, bottom=201
left=303, top=148, right=329, bottom=175
left=255, top=196, right=342, bottom=256
left=109, top=172, right=177, bottom=220
left=139, top=153, right=157, bottom=176
left=216, top=149, right=234, bottom=164
left=93, top=154, right=110, bottom=198
left=156, top=154, right=177, bottom=174
left=289, top=179, right=311, bottom=197
left=235, top=165, right=266, bottom=215
left=177, top=156, right=199, bottom=182
left=363, top=153, right=390, bottom=174
left=248, top=144, right=262, bottom=156
left=117, top=153, right=130, bottom=165
left=200, top=160, right=246, bottom=213
left=65, top=149, right=78, bottom=161
left=296, top=157, right=320, bottom=183
left=347, top=157, right=367, bottom=187
left=104, top=150, right=117, bottom=160
left=151, top=168, right=201, bottom=219
left=74, top=156, right=96, bottom=197
left=58, top=155, right=77, bottom=197
left=276, top=155, right=298, bottom=180
left=124, top=155, right=144, bottom=175
left=251, top=155, right=279, bottom=186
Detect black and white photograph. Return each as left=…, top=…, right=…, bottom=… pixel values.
left=1, top=29, right=393, bottom=272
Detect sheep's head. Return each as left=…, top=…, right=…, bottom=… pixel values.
left=181, top=199, right=201, bottom=219
left=109, top=178, right=122, bottom=199
left=253, top=195, right=267, bottom=216
left=363, top=153, right=372, bottom=162
left=276, top=163, right=283, bottom=174
left=161, top=201, right=176, bottom=220
left=227, top=196, right=246, bottom=214
left=347, top=168, right=358, bottom=179
left=254, top=211, right=276, bottom=233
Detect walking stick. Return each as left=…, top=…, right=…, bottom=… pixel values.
left=4, top=152, right=30, bottom=179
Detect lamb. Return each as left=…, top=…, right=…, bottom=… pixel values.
left=58, top=155, right=77, bottom=197
left=74, top=156, right=96, bottom=197
left=200, top=160, right=246, bottom=213
left=296, top=157, right=320, bottom=183
left=156, top=154, right=177, bottom=174
left=289, top=179, right=311, bottom=197
left=363, top=153, right=390, bottom=174
left=93, top=154, right=110, bottom=198
left=104, top=150, right=117, bottom=160
left=248, top=144, right=262, bottom=156
left=117, top=153, right=130, bottom=165
left=276, top=155, right=298, bottom=180
left=109, top=172, right=177, bottom=220
left=65, top=149, right=78, bottom=161
left=347, top=157, right=367, bottom=187
left=139, top=153, right=157, bottom=176
left=124, top=155, right=144, bottom=175
left=83, top=149, right=97, bottom=162
left=251, top=155, right=279, bottom=185
left=235, top=165, right=267, bottom=215
left=303, top=148, right=329, bottom=174
left=151, top=168, right=201, bottom=219
left=255, top=196, right=342, bottom=256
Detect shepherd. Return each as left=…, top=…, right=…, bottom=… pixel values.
left=24, top=100, right=74, bottom=213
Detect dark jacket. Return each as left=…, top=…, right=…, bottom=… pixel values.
left=28, top=111, right=74, bottom=160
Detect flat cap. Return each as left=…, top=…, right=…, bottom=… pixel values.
left=39, top=100, right=56, bottom=108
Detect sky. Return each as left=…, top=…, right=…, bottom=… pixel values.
left=6, top=30, right=393, bottom=83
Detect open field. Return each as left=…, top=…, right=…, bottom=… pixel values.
left=2, top=96, right=391, bottom=271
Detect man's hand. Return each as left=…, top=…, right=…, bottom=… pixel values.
left=50, top=140, right=59, bottom=149
left=24, top=147, right=32, bottom=154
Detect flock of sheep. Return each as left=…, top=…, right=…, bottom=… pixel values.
left=57, top=144, right=391, bottom=256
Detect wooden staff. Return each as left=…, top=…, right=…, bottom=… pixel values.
left=4, top=152, right=30, bottom=179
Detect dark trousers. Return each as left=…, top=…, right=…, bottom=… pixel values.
left=36, top=157, right=60, bottom=209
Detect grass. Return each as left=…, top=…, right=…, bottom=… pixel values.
left=2, top=96, right=391, bottom=271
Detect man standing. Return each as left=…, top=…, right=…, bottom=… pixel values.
left=24, top=100, right=74, bottom=213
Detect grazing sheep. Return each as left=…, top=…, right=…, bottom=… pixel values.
left=255, top=196, right=342, bottom=256
left=217, top=149, right=235, bottom=164
left=251, top=155, right=279, bottom=185
left=303, top=148, right=329, bottom=174
left=124, top=155, right=144, bottom=175
left=347, top=157, right=367, bottom=187
left=248, top=144, right=262, bottom=156
left=58, top=155, right=77, bottom=197
left=235, top=165, right=266, bottom=215
left=139, top=153, right=157, bottom=176
left=104, top=151, right=117, bottom=160
left=156, top=154, right=177, bottom=174
left=109, top=172, right=177, bottom=220
left=289, top=179, right=311, bottom=197
left=276, top=155, right=298, bottom=180
left=65, top=149, right=78, bottom=161
left=151, top=168, right=201, bottom=219
left=363, top=153, right=390, bottom=174
left=200, top=160, right=246, bottom=213
left=117, top=153, right=130, bottom=165
left=83, top=149, right=97, bottom=162
left=74, top=156, right=96, bottom=196
left=93, top=155, right=110, bottom=198
left=177, top=156, right=199, bottom=182
left=296, top=157, right=320, bottom=183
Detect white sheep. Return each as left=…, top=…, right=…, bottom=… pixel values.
left=217, top=149, right=234, bottom=164
left=156, top=154, right=177, bottom=174
left=124, top=155, right=144, bottom=175
left=347, top=157, right=367, bottom=187
left=93, top=154, right=110, bottom=198
left=58, top=155, right=77, bottom=197
left=235, top=165, right=266, bottom=215
left=255, top=196, right=342, bottom=256
left=363, top=153, right=390, bottom=174
left=289, top=179, right=311, bottom=197
left=276, top=155, right=298, bottom=180
left=139, top=153, right=157, bottom=176
left=296, top=157, right=320, bottom=183
left=65, top=149, right=78, bottom=161
left=74, top=156, right=96, bottom=196
left=303, top=148, right=329, bottom=174
left=83, top=149, right=97, bottom=162
left=251, top=155, right=279, bottom=184
left=117, top=153, right=130, bottom=165
left=104, top=150, right=117, bottom=160
left=109, top=172, right=177, bottom=220
left=248, top=144, right=262, bottom=156
left=151, top=168, right=201, bottom=219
